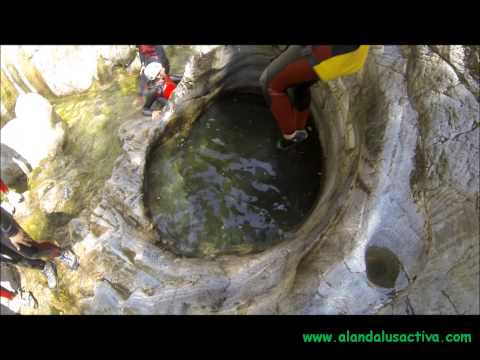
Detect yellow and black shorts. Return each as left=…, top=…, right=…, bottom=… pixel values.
left=306, top=45, right=370, bottom=81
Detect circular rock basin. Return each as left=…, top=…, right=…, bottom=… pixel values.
left=145, top=93, right=324, bottom=258
left=366, top=246, right=401, bottom=288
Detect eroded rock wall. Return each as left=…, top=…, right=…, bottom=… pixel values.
left=279, top=45, right=479, bottom=315
left=6, top=45, right=478, bottom=315
left=0, top=45, right=136, bottom=123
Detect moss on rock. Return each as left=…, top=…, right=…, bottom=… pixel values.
left=0, top=69, right=19, bottom=126
left=17, top=50, right=57, bottom=101
left=15, top=68, right=142, bottom=314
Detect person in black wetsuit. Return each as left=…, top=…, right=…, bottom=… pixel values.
left=0, top=206, right=79, bottom=289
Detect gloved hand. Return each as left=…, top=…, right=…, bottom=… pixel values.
left=6, top=191, right=24, bottom=205
left=152, top=110, right=162, bottom=121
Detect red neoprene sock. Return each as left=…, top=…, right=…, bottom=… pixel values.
left=0, top=287, right=15, bottom=301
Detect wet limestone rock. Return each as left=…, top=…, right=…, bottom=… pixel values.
left=278, top=45, right=479, bottom=315
left=0, top=143, right=30, bottom=188
left=17, top=45, right=479, bottom=315
left=0, top=45, right=136, bottom=107
left=1, top=93, right=65, bottom=169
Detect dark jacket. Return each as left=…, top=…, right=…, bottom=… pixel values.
left=137, top=45, right=170, bottom=74
left=1, top=206, right=18, bottom=239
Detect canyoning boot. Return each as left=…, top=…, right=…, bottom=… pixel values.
left=142, top=108, right=153, bottom=117
left=277, top=138, right=295, bottom=150
left=277, top=130, right=309, bottom=150
left=59, top=248, right=79, bottom=270
left=295, top=129, right=308, bottom=141
left=42, top=261, right=58, bottom=289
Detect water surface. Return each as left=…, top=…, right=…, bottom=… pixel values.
left=146, top=94, right=323, bottom=258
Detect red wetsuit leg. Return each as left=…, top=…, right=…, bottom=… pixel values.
left=268, top=90, right=297, bottom=135
left=267, top=55, right=318, bottom=136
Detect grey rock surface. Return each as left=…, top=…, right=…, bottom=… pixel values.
left=1, top=93, right=65, bottom=169
left=0, top=45, right=136, bottom=104
left=0, top=143, right=30, bottom=187
left=12, top=45, right=478, bottom=315
left=279, top=45, right=479, bottom=315
left=76, top=46, right=479, bottom=314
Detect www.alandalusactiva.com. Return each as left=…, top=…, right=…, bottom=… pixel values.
left=302, top=330, right=472, bottom=343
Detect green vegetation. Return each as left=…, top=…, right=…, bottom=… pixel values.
left=16, top=67, right=141, bottom=314
left=26, top=67, right=140, bottom=239
left=0, top=69, right=19, bottom=126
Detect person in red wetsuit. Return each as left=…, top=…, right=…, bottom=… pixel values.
left=136, top=45, right=170, bottom=104
left=0, top=179, right=80, bottom=289
left=141, top=62, right=177, bottom=118
left=260, top=45, right=369, bottom=150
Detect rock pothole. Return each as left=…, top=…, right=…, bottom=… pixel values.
left=5, top=45, right=476, bottom=315
left=365, top=246, right=401, bottom=288
left=145, top=92, right=324, bottom=258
